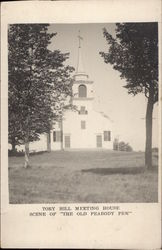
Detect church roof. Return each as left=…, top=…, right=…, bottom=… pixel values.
left=96, top=111, right=113, bottom=122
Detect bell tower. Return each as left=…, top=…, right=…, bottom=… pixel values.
left=72, top=31, right=94, bottom=113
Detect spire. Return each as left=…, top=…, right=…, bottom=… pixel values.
left=78, top=30, right=83, bottom=48
left=74, top=31, right=89, bottom=81
left=76, top=30, right=85, bottom=74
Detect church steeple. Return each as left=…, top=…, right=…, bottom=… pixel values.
left=72, top=31, right=94, bottom=111
left=74, top=31, right=88, bottom=80
left=76, top=31, right=85, bottom=74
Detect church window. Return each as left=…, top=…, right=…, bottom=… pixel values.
left=81, top=120, right=86, bottom=129
left=53, top=131, right=62, bottom=142
left=79, top=106, right=88, bottom=115
left=79, top=84, right=87, bottom=97
left=81, top=106, right=85, bottom=112
left=104, top=131, right=111, bottom=141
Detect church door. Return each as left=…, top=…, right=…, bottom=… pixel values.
left=65, top=135, right=70, bottom=148
left=96, top=135, right=102, bottom=148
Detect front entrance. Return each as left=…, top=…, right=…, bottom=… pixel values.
left=96, top=135, right=102, bottom=148
left=64, top=135, right=70, bottom=148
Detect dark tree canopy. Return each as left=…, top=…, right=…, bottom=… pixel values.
left=8, top=24, right=74, bottom=148
left=100, top=23, right=158, bottom=169
left=100, top=23, right=158, bottom=103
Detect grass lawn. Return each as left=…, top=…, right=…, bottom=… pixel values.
left=8, top=150, right=158, bottom=203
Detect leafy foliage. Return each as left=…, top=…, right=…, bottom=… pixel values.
left=100, top=23, right=158, bottom=103
left=8, top=24, right=74, bottom=147
left=113, top=139, right=133, bottom=152
left=100, top=23, right=158, bottom=168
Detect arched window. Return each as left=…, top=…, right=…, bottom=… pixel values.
left=78, top=84, right=87, bottom=97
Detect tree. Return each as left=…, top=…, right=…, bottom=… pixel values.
left=8, top=24, right=74, bottom=167
left=118, top=141, right=126, bottom=151
left=125, top=143, right=133, bottom=152
left=100, top=23, right=158, bottom=169
left=114, top=139, right=133, bottom=152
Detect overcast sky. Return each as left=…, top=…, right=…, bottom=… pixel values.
left=48, top=23, right=158, bottom=151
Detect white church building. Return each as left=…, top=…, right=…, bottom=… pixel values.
left=16, top=35, right=113, bottom=152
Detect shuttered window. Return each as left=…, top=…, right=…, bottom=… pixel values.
left=79, top=106, right=88, bottom=115
left=81, top=121, right=86, bottom=129
left=81, top=106, right=85, bottom=112
left=104, top=131, right=111, bottom=141
left=53, top=131, right=62, bottom=142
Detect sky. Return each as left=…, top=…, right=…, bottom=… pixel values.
left=48, top=23, right=158, bottom=151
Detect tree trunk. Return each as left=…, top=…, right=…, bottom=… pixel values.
left=12, top=138, right=16, bottom=152
left=24, top=137, right=30, bottom=168
left=60, top=117, right=64, bottom=151
left=145, top=95, right=154, bottom=169
left=47, top=131, right=51, bottom=152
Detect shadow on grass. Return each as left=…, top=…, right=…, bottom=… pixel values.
left=81, top=167, right=146, bottom=175
left=8, top=150, right=48, bottom=157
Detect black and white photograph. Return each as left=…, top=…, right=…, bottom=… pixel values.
left=8, top=22, right=159, bottom=204
left=1, top=1, right=161, bottom=249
